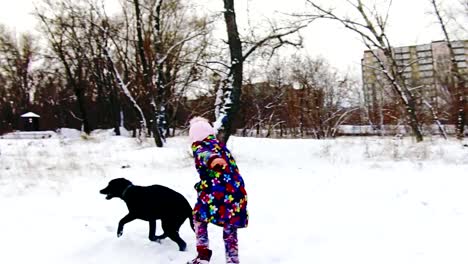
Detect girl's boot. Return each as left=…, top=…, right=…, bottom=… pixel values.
left=188, top=246, right=212, bottom=264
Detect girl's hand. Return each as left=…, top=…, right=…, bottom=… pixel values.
left=210, top=158, right=228, bottom=171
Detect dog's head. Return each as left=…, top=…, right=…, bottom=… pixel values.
left=100, top=178, right=133, bottom=200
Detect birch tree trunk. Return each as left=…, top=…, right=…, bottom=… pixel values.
left=103, top=46, right=148, bottom=142
left=133, top=0, right=164, bottom=147
left=430, top=0, right=465, bottom=140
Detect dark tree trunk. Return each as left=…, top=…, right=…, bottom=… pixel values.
left=133, top=0, right=163, bottom=147
left=153, top=0, right=167, bottom=143
left=215, top=0, right=243, bottom=144
left=64, top=45, right=90, bottom=133
left=63, top=57, right=91, bottom=134
left=74, top=84, right=91, bottom=134
left=105, top=61, right=121, bottom=136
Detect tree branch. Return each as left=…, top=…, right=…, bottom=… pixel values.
left=241, top=24, right=308, bottom=62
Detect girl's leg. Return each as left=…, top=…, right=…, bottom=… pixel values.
left=194, top=218, right=209, bottom=250
left=190, top=217, right=212, bottom=263
left=223, top=225, right=239, bottom=264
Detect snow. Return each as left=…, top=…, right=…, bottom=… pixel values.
left=213, top=114, right=226, bottom=133
left=0, top=131, right=55, bottom=139
left=1, top=131, right=468, bottom=264
left=20, top=112, right=40, bottom=118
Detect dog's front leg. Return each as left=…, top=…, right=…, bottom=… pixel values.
left=117, top=213, right=136, bottom=238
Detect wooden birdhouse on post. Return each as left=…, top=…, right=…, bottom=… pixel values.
left=20, top=112, right=40, bottom=131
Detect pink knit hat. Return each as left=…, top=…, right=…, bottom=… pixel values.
left=189, top=117, right=216, bottom=142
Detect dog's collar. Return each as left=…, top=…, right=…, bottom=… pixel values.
left=121, top=184, right=133, bottom=198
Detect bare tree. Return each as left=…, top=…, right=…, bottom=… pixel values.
left=132, top=0, right=164, bottom=146
left=103, top=45, right=148, bottom=142
left=0, top=0, right=214, bottom=136
left=289, top=55, right=359, bottom=138
left=0, top=25, right=40, bottom=133
left=35, top=0, right=93, bottom=134
left=236, top=54, right=359, bottom=139
left=127, top=0, right=212, bottom=146
left=0, top=26, right=36, bottom=115
left=80, top=3, right=124, bottom=136
left=430, top=0, right=466, bottom=139
left=151, top=0, right=211, bottom=139
left=90, top=9, right=149, bottom=141
left=303, top=0, right=424, bottom=142
left=240, top=81, right=286, bottom=137
left=214, top=0, right=308, bottom=143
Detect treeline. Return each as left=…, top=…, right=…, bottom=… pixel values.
left=0, top=0, right=466, bottom=140
left=0, top=0, right=360, bottom=139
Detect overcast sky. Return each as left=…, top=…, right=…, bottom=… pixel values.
left=1, top=0, right=466, bottom=75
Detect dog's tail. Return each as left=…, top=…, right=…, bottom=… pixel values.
left=189, top=212, right=195, bottom=232
left=186, top=202, right=195, bottom=232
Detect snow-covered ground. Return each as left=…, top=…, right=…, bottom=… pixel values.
left=1, top=130, right=468, bottom=264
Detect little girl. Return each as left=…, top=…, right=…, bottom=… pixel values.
left=187, top=117, right=248, bottom=264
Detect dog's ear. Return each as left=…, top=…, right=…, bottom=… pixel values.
left=109, top=178, right=126, bottom=186
left=119, top=178, right=133, bottom=186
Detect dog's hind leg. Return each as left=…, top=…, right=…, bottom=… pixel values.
left=153, top=221, right=168, bottom=242
left=148, top=221, right=158, bottom=242
left=143, top=220, right=169, bottom=242
left=154, top=233, right=168, bottom=241
left=162, top=220, right=186, bottom=251
left=168, top=231, right=187, bottom=251
left=149, top=221, right=168, bottom=242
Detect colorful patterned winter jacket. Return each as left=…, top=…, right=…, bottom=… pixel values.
left=191, top=135, right=248, bottom=228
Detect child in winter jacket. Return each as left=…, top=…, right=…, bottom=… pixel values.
left=187, top=117, right=248, bottom=264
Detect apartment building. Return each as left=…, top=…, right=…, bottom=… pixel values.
left=362, top=40, right=467, bottom=111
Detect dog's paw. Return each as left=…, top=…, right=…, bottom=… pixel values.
left=117, top=230, right=123, bottom=237
left=152, top=237, right=163, bottom=244
left=153, top=235, right=166, bottom=242
left=179, top=244, right=187, bottom=252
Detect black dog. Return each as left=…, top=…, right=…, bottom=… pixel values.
left=100, top=178, right=194, bottom=251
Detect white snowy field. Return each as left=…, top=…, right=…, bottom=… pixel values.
left=1, top=130, right=468, bottom=264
